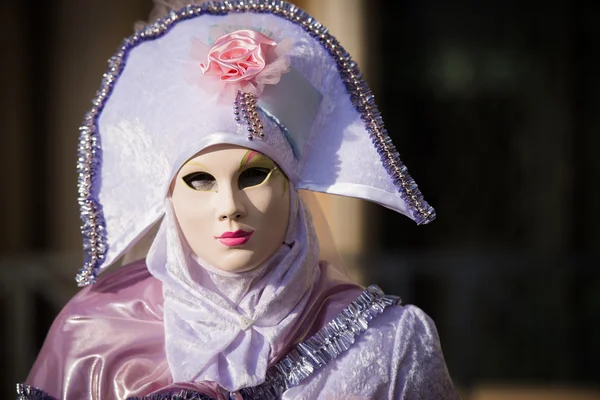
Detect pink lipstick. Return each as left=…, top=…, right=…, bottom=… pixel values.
left=215, top=230, right=253, bottom=247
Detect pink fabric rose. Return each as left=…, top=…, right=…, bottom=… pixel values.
left=200, top=29, right=277, bottom=83
left=194, top=29, right=292, bottom=99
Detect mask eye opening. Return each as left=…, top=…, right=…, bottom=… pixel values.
left=183, top=171, right=217, bottom=191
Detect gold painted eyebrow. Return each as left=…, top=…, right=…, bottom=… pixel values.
left=183, top=161, right=213, bottom=173
left=187, top=161, right=209, bottom=169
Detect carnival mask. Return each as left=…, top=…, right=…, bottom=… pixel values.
left=171, top=144, right=290, bottom=272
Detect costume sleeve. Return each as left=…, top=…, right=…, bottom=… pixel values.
left=21, top=309, right=83, bottom=400
left=19, top=262, right=174, bottom=400
left=389, top=305, right=460, bottom=400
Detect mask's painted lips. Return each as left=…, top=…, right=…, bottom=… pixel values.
left=215, top=230, right=253, bottom=247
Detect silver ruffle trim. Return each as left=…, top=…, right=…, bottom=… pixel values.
left=77, top=0, right=435, bottom=285
left=236, top=285, right=401, bottom=399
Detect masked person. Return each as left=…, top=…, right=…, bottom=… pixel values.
left=19, top=1, right=459, bottom=399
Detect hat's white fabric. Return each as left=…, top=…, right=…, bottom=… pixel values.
left=76, top=1, right=435, bottom=285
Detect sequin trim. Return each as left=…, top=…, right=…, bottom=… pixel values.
left=236, top=285, right=400, bottom=399
left=76, top=0, right=435, bottom=285
left=16, top=384, right=57, bottom=400
left=127, top=390, right=216, bottom=400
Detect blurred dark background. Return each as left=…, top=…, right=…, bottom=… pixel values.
left=1, top=0, right=599, bottom=399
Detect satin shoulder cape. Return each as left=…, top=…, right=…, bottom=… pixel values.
left=24, top=260, right=459, bottom=400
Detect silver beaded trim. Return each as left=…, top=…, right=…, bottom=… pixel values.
left=234, top=91, right=264, bottom=139
left=236, top=285, right=400, bottom=399
left=76, top=0, right=435, bottom=285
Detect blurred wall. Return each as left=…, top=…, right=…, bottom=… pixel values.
left=0, top=0, right=153, bottom=394
left=368, top=0, right=600, bottom=396
left=1, top=0, right=151, bottom=265
left=296, top=0, right=373, bottom=284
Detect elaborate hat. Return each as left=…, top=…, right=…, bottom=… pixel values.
left=76, top=0, right=435, bottom=286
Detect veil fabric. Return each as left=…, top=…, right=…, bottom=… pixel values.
left=145, top=189, right=343, bottom=391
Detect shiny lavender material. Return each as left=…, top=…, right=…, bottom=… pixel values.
left=25, top=259, right=358, bottom=399
left=76, top=0, right=436, bottom=286
left=24, top=260, right=458, bottom=399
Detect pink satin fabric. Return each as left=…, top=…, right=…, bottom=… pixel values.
left=26, top=259, right=361, bottom=399
left=192, top=29, right=291, bottom=100
left=200, top=29, right=277, bottom=83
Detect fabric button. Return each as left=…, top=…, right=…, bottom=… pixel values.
left=239, top=315, right=254, bottom=330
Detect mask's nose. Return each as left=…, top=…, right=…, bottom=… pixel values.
left=215, top=183, right=246, bottom=222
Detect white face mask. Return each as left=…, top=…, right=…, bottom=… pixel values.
left=171, top=144, right=291, bottom=273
